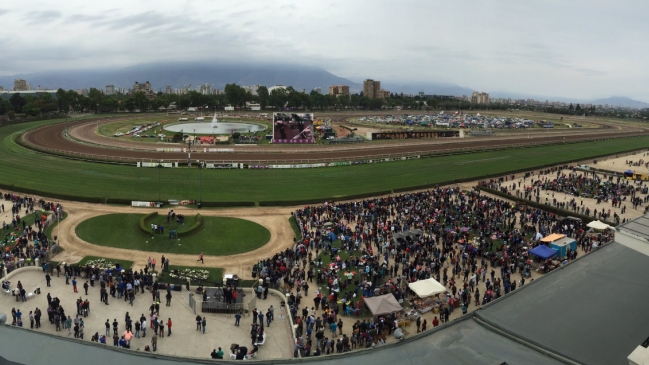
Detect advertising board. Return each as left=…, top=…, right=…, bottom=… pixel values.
left=371, top=131, right=459, bottom=140
left=272, top=113, right=314, bottom=143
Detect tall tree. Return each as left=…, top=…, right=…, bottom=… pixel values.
left=257, top=86, right=269, bottom=109
left=9, top=93, right=25, bottom=113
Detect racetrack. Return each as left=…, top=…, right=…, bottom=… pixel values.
left=22, top=116, right=649, bottom=163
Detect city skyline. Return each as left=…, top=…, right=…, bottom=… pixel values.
left=0, top=1, right=648, bottom=103
left=0, top=0, right=649, bottom=101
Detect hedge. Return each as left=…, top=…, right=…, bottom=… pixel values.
left=105, top=198, right=135, bottom=205
left=177, top=214, right=204, bottom=237
left=138, top=212, right=159, bottom=235
left=200, top=201, right=256, bottom=207
left=477, top=185, right=617, bottom=226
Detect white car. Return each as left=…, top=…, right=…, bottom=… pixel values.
left=113, top=132, right=124, bottom=137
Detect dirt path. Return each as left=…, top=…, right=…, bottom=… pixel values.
left=48, top=202, right=297, bottom=279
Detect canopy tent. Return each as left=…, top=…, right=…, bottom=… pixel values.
left=587, top=220, right=612, bottom=230
left=624, top=170, right=634, bottom=175
left=529, top=245, right=559, bottom=260
left=393, top=232, right=406, bottom=240
left=408, top=229, right=424, bottom=236
left=364, top=294, right=403, bottom=316
left=326, top=232, right=337, bottom=241
left=408, top=278, right=447, bottom=298
left=541, top=233, right=565, bottom=243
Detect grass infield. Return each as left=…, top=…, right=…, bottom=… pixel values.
left=75, top=213, right=271, bottom=256
left=3, top=117, right=649, bottom=203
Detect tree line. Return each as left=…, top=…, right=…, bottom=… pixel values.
left=1, top=84, right=648, bottom=122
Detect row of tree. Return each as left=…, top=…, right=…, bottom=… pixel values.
left=1, top=85, right=648, bottom=121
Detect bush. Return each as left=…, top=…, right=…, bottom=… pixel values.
left=177, top=214, right=204, bottom=237
left=138, top=212, right=159, bottom=235
left=477, top=185, right=617, bottom=226
left=200, top=201, right=255, bottom=207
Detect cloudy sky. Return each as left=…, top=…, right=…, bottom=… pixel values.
left=1, top=0, right=647, bottom=101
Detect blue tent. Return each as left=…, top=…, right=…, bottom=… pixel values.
left=529, top=245, right=558, bottom=260
left=326, top=232, right=338, bottom=241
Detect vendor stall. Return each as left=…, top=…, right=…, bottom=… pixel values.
left=551, top=237, right=577, bottom=259
left=408, top=278, right=446, bottom=313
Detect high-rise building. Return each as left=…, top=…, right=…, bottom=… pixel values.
left=130, top=81, right=156, bottom=99
left=471, top=92, right=490, bottom=105
left=312, top=87, right=322, bottom=94
left=198, top=83, right=212, bottom=95
left=329, top=85, right=350, bottom=97
left=377, top=89, right=391, bottom=99
left=363, top=79, right=381, bottom=99
left=165, top=86, right=172, bottom=95
left=13, top=79, right=29, bottom=91
left=105, top=85, right=116, bottom=95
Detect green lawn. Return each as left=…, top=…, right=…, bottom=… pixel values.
left=1, top=117, right=649, bottom=203
left=75, top=213, right=271, bottom=256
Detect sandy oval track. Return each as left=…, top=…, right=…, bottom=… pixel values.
left=23, top=117, right=649, bottom=163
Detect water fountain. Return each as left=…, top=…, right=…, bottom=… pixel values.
left=211, top=114, right=218, bottom=128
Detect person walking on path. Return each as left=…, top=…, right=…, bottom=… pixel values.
left=45, top=274, right=51, bottom=287
left=197, top=252, right=204, bottom=264
left=235, top=312, right=241, bottom=327
left=72, top=277, right=77, bottom=293
left=201, top=317, right=206, bottom=334
left=166, top=291, right=172, bottom=306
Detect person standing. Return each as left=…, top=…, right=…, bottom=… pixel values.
left=235, top=312, right=241, bottom=327
left=105, top=319, right=110, bottom=337
left=165, top=291, right=172, bottom=307
left=112, top=319, right=118, bottom=336
left=201, top=317, right=206, bottom=334
left=196, top=314, right=202, bottom=330
left=29, top=311, right=34, bottom=329
left=84, top=281, right=89, bottom=295
left=45, top=274, right=51, bottom=287
left=72, top=277, right=78, bottom=293
left=167, top=318, right=172, bottom=337
left=151, top=333, right=157, bottom=352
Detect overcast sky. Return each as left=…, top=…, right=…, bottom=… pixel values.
left=1, top=0, right=647, bottom=101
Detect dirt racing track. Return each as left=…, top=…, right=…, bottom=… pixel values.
left=22, top=117, right=649, bottom=164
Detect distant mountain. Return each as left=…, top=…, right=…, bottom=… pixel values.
left=378, top=81, right=474, bottom=97
left=0, top=62, right=361, bottom=93
left=590, top=96, right=649, bottom=109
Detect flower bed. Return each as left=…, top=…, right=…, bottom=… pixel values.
left=169, top=268, right=210, bottom=280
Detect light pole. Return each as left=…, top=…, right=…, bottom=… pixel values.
left=197, top=160, right=202, bottom=204
left=157, top=160, right=163, bottom=202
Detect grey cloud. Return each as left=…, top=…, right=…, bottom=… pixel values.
left=0, top=9, right=9, bottom=16
left=24, top=10, right=62, bottom=25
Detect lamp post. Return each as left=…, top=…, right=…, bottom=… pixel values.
left=197, top=160, right=202, bottom=204
left=157, top=160, right=163, bottom=202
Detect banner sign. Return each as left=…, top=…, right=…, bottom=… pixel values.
left=207, top=148, right=234, bottom=153
left=205, top=163, right=239, bottom=169
left=132, top=201, right=155, bottom=207
left=155, top=148, right=182, bottom=152
left=140, top=162, right=174, bottom=168
left=371, top=131, right=459, bottom=140
left=272, top=113, right=314, bottom=144
left=168, top=200, right=196, bottom=206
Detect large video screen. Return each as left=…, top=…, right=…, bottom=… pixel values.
left=272, top=113, right=314, bottom=144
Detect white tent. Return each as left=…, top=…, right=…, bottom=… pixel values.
left=408, top=278, right=446, bottom=298
left=587, top=220, right=612, bottom=230
left=364, top=294, right=403, bottom=316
